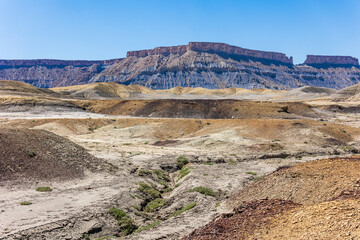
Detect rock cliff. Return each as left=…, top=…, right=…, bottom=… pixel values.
left=304, top=55, right=359, bottom=67
left=127, top=42, right=293, bottom=65
left=1, top=42, right=360, bottom=89
left=0, top=59, right=123, bottom=88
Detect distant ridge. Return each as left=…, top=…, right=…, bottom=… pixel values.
left=0, top=42, right=359, bottom=89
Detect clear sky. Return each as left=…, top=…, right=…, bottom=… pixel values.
left=0, top=0, right=359, bottom=63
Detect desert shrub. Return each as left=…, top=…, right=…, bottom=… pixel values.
left=134, top=221, right=161, bottom=233
left=169, top=202, right=197, bottom=218
left=176, top=156, right=189, bottom=169
left=20, top=201, right=32, bottom=205
left=177, top=167, right=191, bottom=181
left=138, top=183, right=161, bottom=199
left=138, top=169, right=151, bottom=176
left=36, top=187, right=52, bottom=192
left=145, top=198, right=166, bottom=212
left=189, top=186, right=216, bottom=197
left=153, top=169, right=170, bottom=182
left=245, top=171, right=257, bottom=175
left=28, top=151, right=36, bottom=157
left=108, top=207, right=137, bottom=235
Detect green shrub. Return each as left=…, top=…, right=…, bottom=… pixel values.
left=188, top=186, right=216, bottom=197
left=36, top=187, right=52, bottom=192
left=138, top=169, right=151, bottom=176
left=134, top=221, right=161, bottom=233
left=177, top=167, right=191, bottom=181
left=138, top=183, right=161, bottom=199
left=145, top=198, right=166, bottom=212
left=169, top=202, right=197, bottom=218
left=228, top=159, right=237, bottom=165
left=20, top=201, right=32, bottom=205
left=108, top=207, right=137, bottom=235
left=153, top=169, right=170, bottom=182
left=28, top=151, right=36, bottom=157
left=246, top=171, right=257, bottom=175
left=176, top=156, right=189, bottom=169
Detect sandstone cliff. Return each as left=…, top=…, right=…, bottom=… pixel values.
left=304, top=55, right=359, bottom=66
left=127, top=42, right=293, bottom=65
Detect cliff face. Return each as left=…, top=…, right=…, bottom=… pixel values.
left=127, top=42, right=293, bottom=65
left=92, top=50, right=360, bottom=90
left=304, top=55, right=359, bottom=66
left=0, top=59, right=123, bottom=88
left=1, top=42, right=360, bottom=89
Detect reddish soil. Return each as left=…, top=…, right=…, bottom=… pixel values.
left=183, top=199, right=299, bottom=240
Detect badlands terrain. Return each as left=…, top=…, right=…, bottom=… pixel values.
left=2, top=80, right=360, bottom=239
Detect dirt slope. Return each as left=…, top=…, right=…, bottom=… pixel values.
left=0, top=128, right=113, bottom=183
left=73, top=99, right=322, bottom=119
left=185, top=157, right=360, bottom=239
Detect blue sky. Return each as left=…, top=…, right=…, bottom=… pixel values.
left=0, top=0, right=359, bottom=63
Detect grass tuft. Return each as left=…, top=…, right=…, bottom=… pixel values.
left=177, top=167, right=192, bottom=181
left=145, top=198, right=166, bottom=212
left=36, top=187, right=52, bottom=192
left=108, top=207, right=137, bottom=235
left=20, top=201, right=32, bottom=205
left=169, top=202, right=197, bottom=218
left=176, top=156, right=189, bottom=169
left=134, top=221, right=161, bottom=233
left=138, top=183, right=161, bottom=199
left=189, top=186, right=216, bottom=197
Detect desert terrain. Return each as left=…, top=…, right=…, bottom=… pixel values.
left=2, top=80, right=360, bottom=239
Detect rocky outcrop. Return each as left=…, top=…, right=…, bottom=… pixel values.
left=127, top=42, right=293, bottom=65
left=304, top=55, right=359, bottom=67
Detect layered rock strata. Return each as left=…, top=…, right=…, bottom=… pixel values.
left=304, top=55, right=359, bottom=67
left=127, top=42, right=293, bottom=65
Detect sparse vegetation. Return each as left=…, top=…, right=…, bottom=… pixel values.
left=169, top=202, right=197, bottom=218
left=138, top=169, right=151, bottom=176
left=153, top=169, right=170, bottom=182
left=138, top=183, right=161, bottom=199
left=253, top=177, right=262, bottom=181
left=123, top=143, right=132, bottom=145
left=28, top=151, right=36, bottom=157
left=20, top=201, right=32, bottom=205
left=233, top=108, right=238, bottom=111
left=177, top=167, right=192, bottom=181
left=228, top=159, right=237, bottom=165
left=189, top=186, right=216, bottom=197
left=108, top=207, right=137, bottom=235
left=36, top=187, right=52, bottom=192
left=145, top=198, right=166, bottom=212
left=176, top=156, right=189, bottom=169
left=202, top=162, right=213, bottom=165
left=134, top=221, right=161, bottom=233
left=246, top=171, right=257, bottom=175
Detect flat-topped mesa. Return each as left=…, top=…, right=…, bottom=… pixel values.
left=0, top=58, right=123, bottom=68
left=126, top=42, right=293, bottom=65
left=304, top=55, right=359, bottom=67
